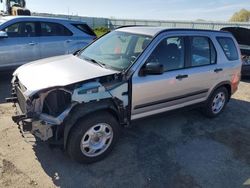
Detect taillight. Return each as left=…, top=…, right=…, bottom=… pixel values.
left=231, top=73, right=240, bottom=93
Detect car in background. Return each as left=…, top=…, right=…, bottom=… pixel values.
left=221, top=27, right=250, bottom=77
left=0, top=16, right=96, bottom=70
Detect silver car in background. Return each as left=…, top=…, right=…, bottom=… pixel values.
left=0, top=16, right=96, bottom=70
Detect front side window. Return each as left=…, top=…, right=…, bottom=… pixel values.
left=217, top=37, right=239, bottom=61
left=41, top=22, right=72, bottom=36
left=79, top=31, right=152, bottom=71
left=4, top=22, right=36, bottom=37
left=190, top=37, right=216, bottom=67
left=147, top=37, right=185, bottom=71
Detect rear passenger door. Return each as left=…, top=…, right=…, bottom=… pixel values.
left=184, top=35, right=219, bottom=97
left=39, top=22, right=73, bottom=58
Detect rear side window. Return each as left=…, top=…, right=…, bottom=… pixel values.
left=40, top=22, right=72, bottom=36
left=72, top=24, right=96, bottom=36
left=217, top=37, right=239, bottom=61
left=190, top=36, right=216, bottom=67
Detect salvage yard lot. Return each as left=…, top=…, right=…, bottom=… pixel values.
left=0, top=71, right=250, bottom=188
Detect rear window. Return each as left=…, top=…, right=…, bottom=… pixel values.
left=72, top=24, right=96, bottom=36
left=41, top=22, right=73, bottom=37
left=217, top=37, right=239, bottom=61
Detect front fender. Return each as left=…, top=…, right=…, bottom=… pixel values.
left=62, top=99, right=121, bottom=148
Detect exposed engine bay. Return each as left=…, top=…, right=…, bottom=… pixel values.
left=11, top=73, right=129, bottom=142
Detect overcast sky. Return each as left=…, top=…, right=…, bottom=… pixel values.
left=26, top=0, right=250, bottom=21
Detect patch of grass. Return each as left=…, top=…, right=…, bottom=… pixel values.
left=94, top=27, right=110, bottom=37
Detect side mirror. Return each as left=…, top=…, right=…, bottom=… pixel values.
left=143, top=62, right=164, bottom=75
left=0, top=31, right=8, bottom=38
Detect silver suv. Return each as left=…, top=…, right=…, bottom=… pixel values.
left=8, top=27, right=242, bottom=163
left=0, top=16, right=96, bottom=70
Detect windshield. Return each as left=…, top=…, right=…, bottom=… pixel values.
left=78, top=31, right=152, bottom=71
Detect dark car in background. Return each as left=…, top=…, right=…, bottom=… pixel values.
left=221, top=27, right=250, bottom=77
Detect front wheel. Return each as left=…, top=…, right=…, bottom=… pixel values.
left=203, top=87, right=229, bottom=118
left=67, top=112, right=120, bottom=163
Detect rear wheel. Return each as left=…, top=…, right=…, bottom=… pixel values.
left=67, top=112, right=120, bottom=163
left=203, top=87, right=229, bottom=118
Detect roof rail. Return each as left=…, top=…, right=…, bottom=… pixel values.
left=116, top=25, right=148, bottom=29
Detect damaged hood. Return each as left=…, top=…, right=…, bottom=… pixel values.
left=13, top=54, right=118, bottom=96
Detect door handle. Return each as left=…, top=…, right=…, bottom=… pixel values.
left=28, top=42, right=37, bottom=46
left=214, top=68, right=223, bottom=73
left=176, top=74, right=188, bottom=80
left=66, top=40, right=72, bottom=43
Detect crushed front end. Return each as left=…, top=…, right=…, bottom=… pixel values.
left=8, top=76, right=76, bottom=142
left=8, top=72, right=130, bottom=144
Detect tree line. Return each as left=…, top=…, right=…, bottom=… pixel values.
left=230, top=9, right=250, bottom=22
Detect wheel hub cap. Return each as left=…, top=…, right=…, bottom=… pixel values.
left=212, top=92, right=226, bottom=114
left=80, top=123, right=113, bottom=157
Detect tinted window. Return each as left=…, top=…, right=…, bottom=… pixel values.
left=190, top=37, right=216, bottom=67
left=41, top=22, right=72, bottom=36
left=4, top=22, right=36, bottom=37
left=72, top=24, right=96, bottom=36
left=147, top=37, right=185, bottom=71
left=217, top=37, right=239, bottom=61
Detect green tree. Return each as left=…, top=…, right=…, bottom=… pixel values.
left=230, top=9, right=250, bottom=22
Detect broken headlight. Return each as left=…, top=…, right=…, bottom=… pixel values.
left=42, top=89, right=72, bottom=117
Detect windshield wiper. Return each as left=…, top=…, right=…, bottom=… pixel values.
left=83, top=56, right=106, bottom=68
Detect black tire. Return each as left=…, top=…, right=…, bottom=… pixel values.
left=203, top=87, right=229, bottom=118
left=67, top=111, right=120, bottom=164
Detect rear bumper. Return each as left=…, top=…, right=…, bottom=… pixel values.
left=242, top=65, right=250, bottom=76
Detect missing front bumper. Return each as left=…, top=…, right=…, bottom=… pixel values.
left=11, top=102, right=54, bottom=141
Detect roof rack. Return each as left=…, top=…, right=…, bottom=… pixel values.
left=116, top=25, right=148, bottom=29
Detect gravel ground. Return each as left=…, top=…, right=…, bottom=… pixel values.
left=0, top=71, right=250, bottom=188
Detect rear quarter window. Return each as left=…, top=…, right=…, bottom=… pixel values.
left=72, top=24, right=96, bottom=36
left=217, top=37, right=239, bottom=61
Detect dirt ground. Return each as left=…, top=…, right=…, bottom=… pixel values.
left=0, top=71, right=250, bottom=188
